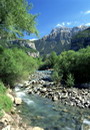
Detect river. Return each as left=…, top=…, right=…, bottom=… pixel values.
left=15, top=70, right=90, bottom=130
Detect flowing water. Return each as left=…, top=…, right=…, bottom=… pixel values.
left=15, top=71, right=90, bottom=130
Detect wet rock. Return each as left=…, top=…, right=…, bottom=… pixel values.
left=40, top=88, right=47, bottom=93
left=52, top=95, right=59, bottom=101
left=14, top=97, right=22, bottom=105
left=32, top=127, right=44, bottom=130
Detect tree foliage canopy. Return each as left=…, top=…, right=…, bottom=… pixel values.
left=0, top=0, right=38, bottom=39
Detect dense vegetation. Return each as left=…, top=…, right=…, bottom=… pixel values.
left=0, top=45, right=41, bottom=86
left=42, top=46, right=90, bottom=87
left=39, top=51, right=58, bottom=70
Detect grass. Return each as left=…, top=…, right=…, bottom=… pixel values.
left=0, top=82, right=13, bottom=117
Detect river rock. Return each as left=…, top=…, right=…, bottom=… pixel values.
left=1, top=112, right=13, bottom=125
left=52, top=95, right=58, bottom=101
left=7, top=93, right=14, bottom=103
left=40, top=88, right=47, bottom=93
left=14, top=97, right=22, bottom=105
left=32, top=127, right=44, bottom=130
left=2, top=125, right=11, bottom=130
left=23, top=81, right=30, bottom=86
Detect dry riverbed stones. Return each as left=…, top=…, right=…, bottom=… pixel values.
left=23, top=71, right=90, bottom=109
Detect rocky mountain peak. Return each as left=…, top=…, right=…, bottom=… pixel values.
left=34, top=25, right=89, bottom=55
left=51, top=26, right=71, bottom=34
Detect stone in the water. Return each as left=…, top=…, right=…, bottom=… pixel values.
left=32, top=127, right=44, bottom=130
left=14, top=97, right=22, bottom=105
left=52, top=95, right=58, bottom=101
left=82, top=119, right=90, bottom=130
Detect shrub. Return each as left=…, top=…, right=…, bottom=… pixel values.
left=52, top=46, right=90, bottom=86
left=65, top=73, right=75, bottom=87
left=0, top=81, right=6, bottom=94
left=0, top=48, right=40, bottom=86
left=40, top=51, right=58, bottom=70
left=52, top=71, right=63, bottom=83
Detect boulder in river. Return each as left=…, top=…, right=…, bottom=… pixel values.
left=14, top=97, right=22, bottom=105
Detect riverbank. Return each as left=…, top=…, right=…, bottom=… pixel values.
left=0, top=88, right=44, bottom=130
left=21, top=70, right=90, bottom=109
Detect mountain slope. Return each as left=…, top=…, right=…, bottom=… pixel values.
left=0, top=39, right=39, bottom=57
left=34, top=26, right=88, bottom=55
left=71, top=27, right=90, bottom=50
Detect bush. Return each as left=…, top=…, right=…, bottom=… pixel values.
left=65, top=74, right=75, bottom=87
left=40, top=51, right=58, bottom=70
left=0, top=48, right=39, bottom=86
left=0, top=81, right=6, bottom=94
left=52, top=71, right=63, bottom=83
left=52, top=46, right=90, bottom=86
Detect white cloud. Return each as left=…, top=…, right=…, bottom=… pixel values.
left=29, top=38, right=37, bottom=41
left=81, top=10, right=90, bottom=15
left=62, top=22, right=65, bottom=26
left=56, top=22, right=72, bottom=27
left=85, top=23, right=90, bottom=26
left=56, top=24, right=62, bottom=27
left=67, top=22, right=71, bottom=25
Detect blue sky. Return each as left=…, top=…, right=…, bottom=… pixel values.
left=25, top=0, right=90, bottom=39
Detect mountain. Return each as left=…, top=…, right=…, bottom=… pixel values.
left=0, top=39, right=39, bottom=57
left=34, top=25, right=88, bottom=55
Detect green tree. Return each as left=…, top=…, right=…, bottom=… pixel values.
left=0, top=0, right=38, bottom=39
left=65, top=73, right=75, bottom=87
left=46, top=51, right=58, bottom=68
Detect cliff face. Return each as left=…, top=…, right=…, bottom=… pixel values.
left=11, top=39, right=36, bottom=50
left=10, top=39, right=39, bottom=57
left=0, top=39, right=39, bottom=57
left=34, top=26, right=88, bottom=55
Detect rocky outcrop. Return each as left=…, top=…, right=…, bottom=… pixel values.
left=34, top=26, right=88, bottom=55
left=11, top=39, right=40, bottom=57
left=11, top=39, right=36, bottom=50
left=27, top=51, right=39, bottom=58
